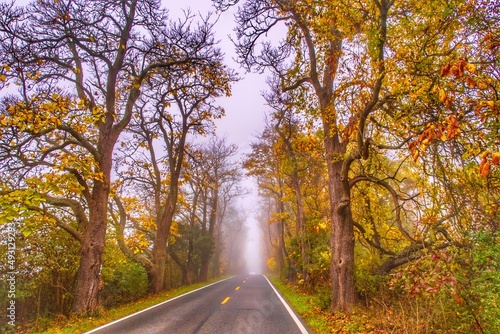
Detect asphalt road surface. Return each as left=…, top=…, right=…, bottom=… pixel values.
left=86, top=274, right=310, bottom=334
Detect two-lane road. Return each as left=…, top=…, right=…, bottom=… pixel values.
left=86, top=274, right=310, bottom=334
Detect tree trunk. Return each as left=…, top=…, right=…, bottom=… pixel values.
left=290, top=172, right=309, bottom=284
left=186, top=230, right=195, bottom=284
left=211, top=214, right=224, bottom=278
left=199, top=254, right=210, bottom=282
left=199, top=187, right=218, bottom=281
left=211, top=248, right=221, bottom=278
left=323, top=125, right=356, bottom=313
left=151, top=205, right=174, bottom=293
left=167, top=247, right=188, bottom=285
left=330, top=196, right=355, bottom=312
left=71, top=182, right=109, bottom=315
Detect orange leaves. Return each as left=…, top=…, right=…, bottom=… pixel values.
left=483, top=32, right=500, bottom=51
left=443, top=115, right=460, bottom=140
left=439, top=59, right=480, bottom=109
left=440, top=59, right=472, bottom=79
left=408, top=141, right=420, bottom=161
left=465, top=76, right=476, bottom=88
left=439, top=59, right=480, bottom=110
left=409, top=115, right=461, bottom=161
left=493, top=152, right=500, bottom=165
left=479, top=158, right=490, bottom=178
left=475, top=100, right=499, bottom=122
left=479, top=151, right=500, bottom=178
left=438, top=45, right=499, bottom=177
left=440, top=63, right=451, bottom=77
left=439, top=58, right=497, bottom=119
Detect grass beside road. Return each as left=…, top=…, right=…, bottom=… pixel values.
left=267, top=275, right=384, bottom=334
left=267, top=275, right=333, bottom=333
left=26, top=276, right=231, bottom=334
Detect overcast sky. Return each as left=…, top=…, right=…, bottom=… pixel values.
left=168, top=0, right=270, bottom=155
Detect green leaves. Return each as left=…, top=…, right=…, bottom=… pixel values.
left=0, top=187, right=53, bottom=238
left=0, top=189, right=45, bottom=222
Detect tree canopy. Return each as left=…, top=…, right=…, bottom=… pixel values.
left=1, top=0, right=499, bottom=332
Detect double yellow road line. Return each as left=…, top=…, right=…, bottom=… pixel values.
left=220, top=276, right=249, bottom=305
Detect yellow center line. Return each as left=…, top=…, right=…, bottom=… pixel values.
left=235, top=286, right=240, bottom=290
left=242, top=280, right=246, bottom=283
left=221, top=296, right=230, bottom=304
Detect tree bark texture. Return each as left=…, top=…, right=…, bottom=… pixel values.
left=323, top=117, right=356, bottom=313
left=71, top=177, right=109, bottom=314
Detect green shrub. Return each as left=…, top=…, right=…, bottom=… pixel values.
left=100, top=245, right=148, bottom=308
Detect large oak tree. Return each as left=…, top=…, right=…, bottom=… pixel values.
left=0, top=0, right=228, bottom=314
left=215, top=0, right=469, bottom=312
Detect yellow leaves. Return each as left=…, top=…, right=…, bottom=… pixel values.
left=437, top=88, right=453, bottom=108
left=126, top=231, right=151, bottom=254
left=93, top=171, right=105, bottom=182
left=409, top=142, right=419, bottom=161
left=477, top=100, right=498, bottom=114
left=89, top=105, right=107, bottom=124
left=476, top=80, right=488, bottom=90
left=340, top=116, right=358, bottom=142
left=182, top=172, right=191, bottom=182
left=25, top=72, right=39, bottom=80
left=267, top=257, right=277, bottom=272
left=313, top=220, right=328, bottom=233
left=0, top=188, right=48, bottom=224
left=465, top=63, right=476, bottom=74
left=0, top=115, right=8, bottom=126
left=0, top=65, right=9, bottom=86
left=0, top=97, right=69, bottom=133
left=77, top=99, right=88, bottom=109
left=474, top=99, right=499, bottom=123
left=169, top=221, right=179, bottom=236
left=438, top=89, right=447, bottom=103
left=91, top=105, right=102, bottom=115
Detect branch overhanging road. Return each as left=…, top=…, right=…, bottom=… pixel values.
left=86, top=274, right=310, bottom=334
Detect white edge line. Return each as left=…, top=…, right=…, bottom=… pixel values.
left=85, top=276, right=235, bottom=333
left=263, top=275, right=309, bottom=334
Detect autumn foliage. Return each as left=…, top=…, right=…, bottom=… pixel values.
left=0, top=0, right=499, bottom=332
